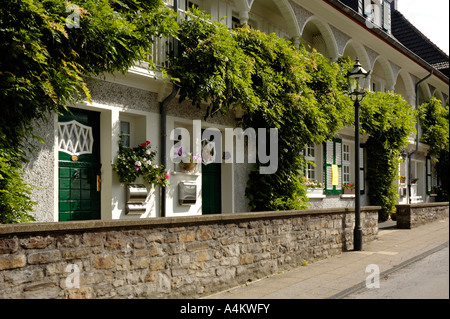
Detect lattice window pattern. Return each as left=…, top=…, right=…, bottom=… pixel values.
left=58, top=120, right=94, bottom=156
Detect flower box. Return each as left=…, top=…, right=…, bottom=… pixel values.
left=343, top=188, right=356, bottom=195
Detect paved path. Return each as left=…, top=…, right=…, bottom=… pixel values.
left=205, top=218, right=449, bottom=299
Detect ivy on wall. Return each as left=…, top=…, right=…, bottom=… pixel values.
left=171, top=10, right=425, bottom=216
left=0, top=0, right=177, bottom=223
left=171, top=10, right=353, bottom=211
left=419, top=97, right=449, bottom=201
left=419, top=97, right=449, bottom=158
left=360, top=92, right=417, bottom=221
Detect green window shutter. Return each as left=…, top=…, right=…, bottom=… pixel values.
left=426, top=157, right=432, bottom=194
left=360, top=145, right=366, bottom=194
left=324, top=139, right=343, bottom=195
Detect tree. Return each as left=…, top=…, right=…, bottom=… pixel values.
left=0, top=0, right=177, bottom=223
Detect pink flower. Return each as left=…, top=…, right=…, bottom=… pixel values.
left=136, top=167, right=140, bottom=171
left=165, top=173, right=170, bottom=180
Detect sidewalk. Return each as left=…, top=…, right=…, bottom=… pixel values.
left=205, top=218, right=449, bottom=299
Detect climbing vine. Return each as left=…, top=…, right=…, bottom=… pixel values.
left=419, top=97, right=449, bottom=201
left=1, top=0, right=177, bottom=223
left=419, top=97, right=449, bottom=158
left=360, top=92, right=416, bottom=221
left=171, top=9, right=353, bottom=211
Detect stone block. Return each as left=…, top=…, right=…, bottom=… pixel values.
left=0, top=237, right=18, bottom=254
left=65, top=287, right=95, bottom=299
left=179, top=232, right=195, bottom=243
left=62, top=248, right=91, bottom=260
left=93, top=255, right=116, bottom=269
left=240, top=254, right=254, bottom=265
left=20, top=236, right=54, bottom=249
left=27, top=250, right=61, bottom=265
left=149, top=258, right=165, bottom=271
left=197, top=227, right=212, bottom=241
left=164, top=234, right=177, bottom=244
left=82, top=232, right=104, bottom=247
left=130, top=257, right=150, bottom=270
left=57, top=234, right=81, bottom=248
left=132, top=237, right=146, bottom=249
left=186, top=242, right=209, bottom=252
left=196, top=251, right=210, bottom=262
left=104, top=232, right=127, bottom=250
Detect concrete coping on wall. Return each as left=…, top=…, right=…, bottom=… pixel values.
left=0, top=206, right=382, bottom=236
left=396, top=202, right=449, bottom=209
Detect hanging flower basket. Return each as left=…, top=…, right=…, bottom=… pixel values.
left=112, top=139, right=170, bottom=187
left=179, top=161, right=197, bottom=172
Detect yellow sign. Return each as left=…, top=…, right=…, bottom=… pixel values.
left=332, top=164, right=339, bottom=186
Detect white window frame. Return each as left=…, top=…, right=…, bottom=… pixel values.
left=119, top=120, right=131, bottom=148
left=305, top=144, right=317, bottom=181
left=343, top=143, right=352, bottom=185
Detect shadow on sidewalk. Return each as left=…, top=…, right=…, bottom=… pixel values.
left=379, top=219, right=397, bottom=230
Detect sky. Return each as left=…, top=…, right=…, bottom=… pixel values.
left=397, top=0, right=450, bottom=55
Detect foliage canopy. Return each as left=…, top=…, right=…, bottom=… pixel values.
left=172, top=10, right=354, bottom=211
left=0, top=0, right=177, bottom=223
left=360, top=92, right=416, bottom=221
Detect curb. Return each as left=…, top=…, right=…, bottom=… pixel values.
left=328, top=241, right=450, bottom=299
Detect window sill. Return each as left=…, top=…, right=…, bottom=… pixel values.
left=171, top=171, right=201, bottom=177
left=307, top=194, right=326, bottom=199
left=340, top=194, right=355, bottom=199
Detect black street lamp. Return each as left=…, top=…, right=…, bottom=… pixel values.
left=347, top=58, right=371, bottom=251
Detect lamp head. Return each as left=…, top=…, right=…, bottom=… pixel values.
left=347, top=58, right=371, bottom=98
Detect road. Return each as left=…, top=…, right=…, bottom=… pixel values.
left=345, top=245, right=449, bottom=299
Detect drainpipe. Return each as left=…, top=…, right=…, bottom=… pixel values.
left=408, top=70, right=433, bottom=203
left=160, top=86, right=179, bottom=218
left=159, top=0, right=179, bottom=218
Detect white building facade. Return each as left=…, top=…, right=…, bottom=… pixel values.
left=24, top=0, right=449, bottom=222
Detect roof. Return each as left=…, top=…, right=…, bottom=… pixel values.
left=391, top=8, right=449, bottom=77
left=332, top=0, right=449, bottom=80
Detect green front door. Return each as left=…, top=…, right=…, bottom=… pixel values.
left=202, top=162, right=222, bottom=215
left=58, top=108, right=101, bottom=221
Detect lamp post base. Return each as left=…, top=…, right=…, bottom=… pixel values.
left=354, top=228, right=363, bottom=251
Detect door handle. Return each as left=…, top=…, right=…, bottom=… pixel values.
left=97, top=175, right=102, bottom=192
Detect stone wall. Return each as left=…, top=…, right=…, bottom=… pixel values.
left=396, top=202, right=449, bottom=229
left=0, top=207, right=379, bottom=299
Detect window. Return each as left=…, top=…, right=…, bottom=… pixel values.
left=382, top=0, right=391, bottom=31
left=324, top=139, right=342, bottom=195
left=426, top=157, right=438, bottom=195
left=360, top=0, right=391, bottom=31
left=185, top=0, right=198, bottom=10
left=232, top=16, right=241, bottom=29
left=324, top=140, right=365, bottom=195
left=305, top=144, right=316, bottom=181
left=120, top=121, right=131, bottom=148
left=343, top=143, right=351, bottom=184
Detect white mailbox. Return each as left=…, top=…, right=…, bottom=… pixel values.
left=178, top=182, right=197, bottom=206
